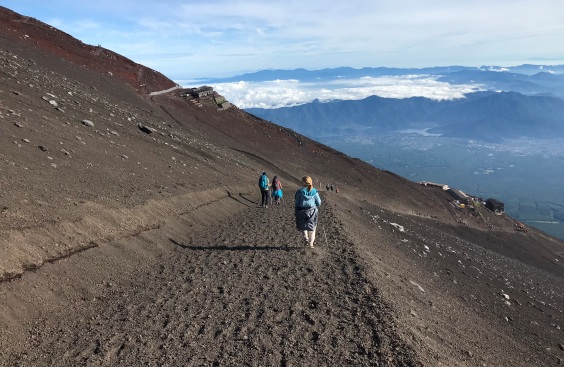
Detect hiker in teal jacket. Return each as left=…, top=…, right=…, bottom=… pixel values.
left=294, top=176, right=321, bottom=248
left=258, top=171, right=270, bottom=208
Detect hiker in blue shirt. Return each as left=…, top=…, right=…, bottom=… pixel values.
left=294, top=176, right=321, bottom=248
left=258, top=171, right=270, bottom=208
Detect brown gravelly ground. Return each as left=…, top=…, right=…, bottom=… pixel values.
left=0, top=194, right=418, bottom=366
left=1, top=5, right=564, bottom=366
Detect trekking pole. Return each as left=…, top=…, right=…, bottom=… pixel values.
left=323, top=224, right=328, bottom=246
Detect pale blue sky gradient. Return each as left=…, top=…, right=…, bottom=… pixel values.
left=3, top=1, right=564, bottom=79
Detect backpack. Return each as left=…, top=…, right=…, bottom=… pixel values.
left=259, top=174, right=268, bottom=190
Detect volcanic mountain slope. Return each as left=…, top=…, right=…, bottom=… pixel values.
left=1, top=6, right=564, bottom=366
left=0, top=6, right=174, bottom=94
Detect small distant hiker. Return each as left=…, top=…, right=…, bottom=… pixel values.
left=330, top=184, right=334, bottom=191
left=271, top=175, right=283, bottom=205
left=326, top=184, right=330, bottom=191
left=294, top=176, right=322, bottom=248
left=258, top=171, right=270, bottom=208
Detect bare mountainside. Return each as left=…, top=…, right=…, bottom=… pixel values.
left=1, top=6, right=563, bottom=367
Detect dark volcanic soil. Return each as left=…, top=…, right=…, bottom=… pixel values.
left=0, top=195, right=419, bottom=366
left=1, top=5, right=564, bottom=367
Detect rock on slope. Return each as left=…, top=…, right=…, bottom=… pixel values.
left=1, top=5, right=563, bottom=366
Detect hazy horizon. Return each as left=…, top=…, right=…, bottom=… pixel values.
left=4, top=1, right=564, bottom=79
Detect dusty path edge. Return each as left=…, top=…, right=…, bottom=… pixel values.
left=0, top=184, right=258, bottom=283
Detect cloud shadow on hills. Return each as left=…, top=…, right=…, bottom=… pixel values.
left=169, top=238, right=302, bottom=251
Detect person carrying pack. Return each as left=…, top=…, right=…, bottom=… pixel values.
left=258, top=171, right=270, bottom=208
left=294, top=176, right=321, bottom=248
left=271, top=175, right=283, bottom=205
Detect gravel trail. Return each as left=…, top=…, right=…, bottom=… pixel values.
left=3, top=193, right=419, bottom=366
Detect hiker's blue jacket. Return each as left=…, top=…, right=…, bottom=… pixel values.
left=258, top=174, right=269, bottom=190
left=294, top=188, right=321, bottom=210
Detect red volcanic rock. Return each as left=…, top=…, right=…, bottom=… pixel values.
left=0, top=6, right=175, bottom=93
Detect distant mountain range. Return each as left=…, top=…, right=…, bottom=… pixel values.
left=196, top=65, right=564, bottom=99
left=226, top=64, right=564, bottom=141
left=436, top=69, right=564, bottom=98
left=246, top=91, right=564, bottom=141
left=197, top=64, right=564, bottom=82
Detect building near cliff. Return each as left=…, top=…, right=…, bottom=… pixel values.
left=447, top=188, right=470, bottom=204
left=213, top=94, right=231, bottom=110
left=420, top=181, right=449, bottom=190
left=218, top=101, right=231, bottom=110
left=485, top=198, right=504, bottom=214
left=181, top=86, right=214, bottom=98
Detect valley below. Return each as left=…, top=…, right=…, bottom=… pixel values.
left=325, top=133, right=564, bottom=240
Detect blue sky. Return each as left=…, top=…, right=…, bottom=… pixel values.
left=3, top=0, right=564, bottom=80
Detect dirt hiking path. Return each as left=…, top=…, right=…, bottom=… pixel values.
left=2, top=193, right=419, bottom=366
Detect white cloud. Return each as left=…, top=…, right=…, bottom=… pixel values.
left=200, top=76, right=484, bottom=109
left=4, top=0, right=564, bottom=78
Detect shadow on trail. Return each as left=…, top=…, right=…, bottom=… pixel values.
left=238, top=192, right=257, bottom=205
left=169, top=239, right=301, bottom=251
left=226, top=191, right=254, bottom=207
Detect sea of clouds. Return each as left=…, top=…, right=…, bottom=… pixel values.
left=178, top=75, right=485, bottom=109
